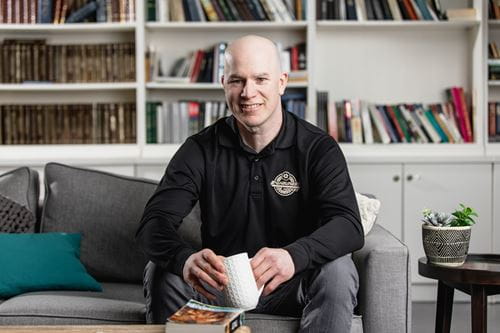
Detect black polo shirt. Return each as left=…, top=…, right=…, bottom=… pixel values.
left=136, top=110, right=364, bottom=277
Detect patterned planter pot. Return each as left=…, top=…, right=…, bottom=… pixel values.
left=422, top=225, right=471, bottom=266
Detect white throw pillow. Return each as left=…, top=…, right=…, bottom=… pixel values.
left=355, top=192, right=381, bottom=236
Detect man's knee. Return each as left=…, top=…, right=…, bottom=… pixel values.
left=310, top=255, right=359, bottom=306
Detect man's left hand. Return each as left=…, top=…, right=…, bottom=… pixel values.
left=250, top=247, right=295, bottom=297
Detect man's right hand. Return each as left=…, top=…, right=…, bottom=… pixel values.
left=182, top=249, right=228, bottom=300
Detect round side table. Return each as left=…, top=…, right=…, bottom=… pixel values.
left=418, top=254, right=500, bottom=333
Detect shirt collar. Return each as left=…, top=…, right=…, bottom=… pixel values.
left=218, top=110, right=296, bottom=154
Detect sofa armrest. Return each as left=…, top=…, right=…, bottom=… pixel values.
left=352, top=224, right=411, bottom=333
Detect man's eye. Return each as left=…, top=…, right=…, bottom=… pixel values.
left=229, top=80, right=242, bottom=84
left=256, top=78, right=267, bottom=82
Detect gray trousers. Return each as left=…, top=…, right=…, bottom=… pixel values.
left=143, top=255, right=359, bottom=333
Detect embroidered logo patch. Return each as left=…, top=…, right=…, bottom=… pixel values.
left=270, top=171, right=300, bottom=197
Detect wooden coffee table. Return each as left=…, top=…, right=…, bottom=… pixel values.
left=0, top=325, right=251, bottom=333
left=418, top=254, right=500, bottom=333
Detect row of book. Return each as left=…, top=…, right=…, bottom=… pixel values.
left=488, top=102, right=500, bottom=142
left=0, top=0, right=136, bottom=24
left=148, top=41, right=306, bottom=84
left=317, top=0, right=447, bottom=21
left=489, top=42, right=499, bottom=59
left=317, top=87, right=474, bottom=144
left=489, top=58, right=500, bottom=81
left=0, top=103, right=136, bottom=145
left=146, top=92, right=305, bottom=144
left=147, top=42, right=226, bottom=84
left=146, top=100, right=229, bottom=144
left=0, top=40, right=135, bottom=83
left=490, top=0, right=500, bottom=20
left=147, top=0, right=306, bottom=22
left=282, top=92, right=306, bottom=119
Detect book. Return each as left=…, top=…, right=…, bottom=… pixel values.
left=166, top=299, right=244, bottom=333
left=368, top=104, right=391, bottom=144
left=360, top=101, right=373, bottom=144
left=446, top=8, right=476, bottom=20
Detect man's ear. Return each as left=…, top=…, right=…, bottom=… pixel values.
left=221, top=75, right=225, bottom=85
left=279, top=72, right=288, bottom=95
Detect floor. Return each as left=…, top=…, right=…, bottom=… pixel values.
left=412, top=302, right=500, bottom=332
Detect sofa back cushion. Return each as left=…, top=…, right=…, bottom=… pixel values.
left=40, top=163, right=158, bottom=283
left=0, top=167, right=39, bottom=217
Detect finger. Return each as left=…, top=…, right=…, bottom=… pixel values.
left=192, top=281, right=217, bottom=301
left=202, top=250, right=226, bottom=273
left=263, top=275, right=284, bottom=297
left=252, top=260, right=271, bottom=281
left=195, top=258, right=227, bottom=287
left=250, top=249, right=267, bottom=269
left=193, top=266, right=224, bottom=291
left=256, top=266, right=276, bottom=290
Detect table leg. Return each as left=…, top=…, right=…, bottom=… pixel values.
left=435, top=280, right=454, bottom=333
left=471, top=285, right=487, bottom=333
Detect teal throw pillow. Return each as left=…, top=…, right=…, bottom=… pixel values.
left=0, top=233, right=102, bottom=298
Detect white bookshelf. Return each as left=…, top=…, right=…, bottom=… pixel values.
left=145, top=21, right=308, bottom=30
left=0, top=0, right=489, bottom=162
left=316, top=19, right=480, bottom=29
left=0, top=22, right=137, bottom=32
left=0, top=83, right=137, bottom=91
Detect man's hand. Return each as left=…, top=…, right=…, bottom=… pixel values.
left=250, top=248, right=295, bottom=297
left=183, top=249, right=228, bottom=300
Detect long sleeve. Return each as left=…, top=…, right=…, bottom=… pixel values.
left=135, top=138, right=204, bottom=277
left=284, top=136, right=364, bottom=274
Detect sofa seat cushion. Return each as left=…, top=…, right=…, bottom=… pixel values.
left=244, top=313, right=363, bottom=333
left=0, top=283, right=145, bottom=325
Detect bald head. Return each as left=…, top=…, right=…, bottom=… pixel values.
left=224, top=35, right=282, bottom=76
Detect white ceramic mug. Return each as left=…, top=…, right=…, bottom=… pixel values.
left=223, top=252, right=263, bottom=310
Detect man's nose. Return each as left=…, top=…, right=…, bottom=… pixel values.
left=241, top=81, right=257, bottom=98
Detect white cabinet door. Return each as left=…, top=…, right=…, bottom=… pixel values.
left=348, top=164, right=403, bottom=240
left=404, top=163, right=492, bottom=284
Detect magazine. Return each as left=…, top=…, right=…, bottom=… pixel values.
left=165, top=299, right=245, bottom=333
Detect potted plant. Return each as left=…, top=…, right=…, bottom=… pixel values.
left=421, top=204, right=478, bottom=266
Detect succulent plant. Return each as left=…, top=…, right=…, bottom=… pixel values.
left=449, top=204, right=478, bottom=227
left=421, top=208, right=454, bottom=227
left=421, top=204, right=478, bottom=227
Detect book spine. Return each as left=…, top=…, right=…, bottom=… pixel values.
left=327, top=99, right=338, bottom=140
left=490, top=102, right=497, bottom=138
left=200, top=0, right=219, bottom=20
left=392, top=105, right=412, bottom=142
left=424, top=107, right=448, bottom=142
left=66, top=1, right=99, bottom=23
left=432, top=104, right=455, bottom=143
left=415, top=106, right=441, bottom=143
left=37, top=0, right=53, bottom=23
left=449, top=87, right=469, bottom=142
left=375, top=105, right=397, bottom=142
left=458, top=87, right=473, bottom=143
left=96, top=0, right=107, bottom=22
left=385, top=105, right=405, bottom=142
left=369, top=104, right=391, bottom=144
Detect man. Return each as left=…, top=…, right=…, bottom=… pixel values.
left=136, top=35, right=364, bottom=332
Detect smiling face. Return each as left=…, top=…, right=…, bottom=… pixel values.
left=222, top=36, right=288, bottom=133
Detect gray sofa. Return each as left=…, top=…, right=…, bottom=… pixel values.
left=0, top=163, right=411, bottom=333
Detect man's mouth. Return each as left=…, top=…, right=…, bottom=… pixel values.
left=240, top=103, right=263, bottom=111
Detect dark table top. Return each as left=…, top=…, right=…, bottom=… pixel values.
left=419, top=254, right=500, bottom=285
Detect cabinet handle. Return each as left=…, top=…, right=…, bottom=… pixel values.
left=392, top=175, right=400, bottom=182
left=406, top=174, right=421, bottom=182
